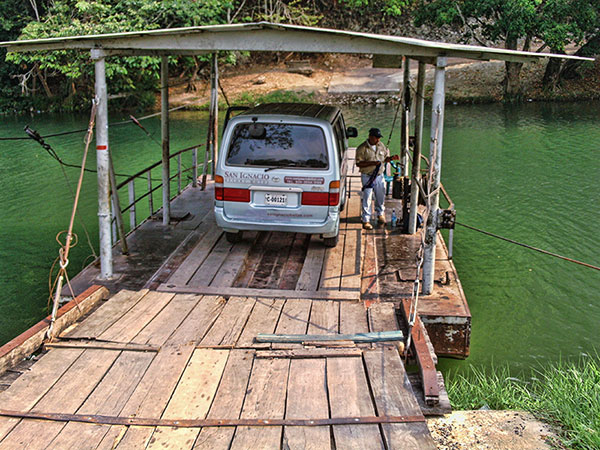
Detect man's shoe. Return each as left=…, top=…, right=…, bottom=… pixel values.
left=362, top=222, right=373, bottom=230
left=378, top=215, right=386, bottom=224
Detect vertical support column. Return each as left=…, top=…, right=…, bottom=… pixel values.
left=408, top=60, right=426, bottom=234
left=161, top=55, right=170, bottom=226
left=211, top=53, right=219, bottom=177
left=399, top=57, right=410, bottom=177
left=92, top=49, right=112, bottom=279
left=422, top=57, right=446, bottom=295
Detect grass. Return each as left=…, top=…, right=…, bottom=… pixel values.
left=446, top=356, right=600, bottom=449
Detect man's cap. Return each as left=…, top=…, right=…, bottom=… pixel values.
left=369, top=127, right=383, bottom=138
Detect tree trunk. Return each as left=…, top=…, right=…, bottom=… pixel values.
left=542, top=50, right=564, bottom=91
left=502, top=37, right=523, bottom=102
left=560, top=35, right=600, bottom=81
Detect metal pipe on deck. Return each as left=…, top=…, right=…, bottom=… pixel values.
left=422, top=57, right=446, bottom=295
left=161, top=55, right=170, bottom=226
left=408, top=61, right=426, bottom=234
left=92, top=49, right=113, bottom=279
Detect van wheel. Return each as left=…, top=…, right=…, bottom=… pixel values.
left=225, top=231, right=242, bottom=243
left=323, top=233, right=339, bottom=248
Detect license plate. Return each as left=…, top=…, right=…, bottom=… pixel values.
left=264, top=193, right=287, bottom=206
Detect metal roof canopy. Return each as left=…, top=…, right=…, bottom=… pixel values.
left=0, top=22, right=592, bottom=63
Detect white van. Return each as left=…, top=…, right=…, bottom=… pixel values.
left=214, top=103, right=357, bottom=247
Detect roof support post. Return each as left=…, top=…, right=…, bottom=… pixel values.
left=408, top=60, right=426, bottom=234
left=161, top=56, right=170, bottom=226
left=211, top=53, right=219, bottom=177
left=92, top=50, right=113, bottom=279
left=422, top=56, right=446, bottom=295
left=400, top=57, right=410, bottom=177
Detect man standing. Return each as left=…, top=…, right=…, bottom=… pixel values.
left=355, top=128, right=399, bottom=230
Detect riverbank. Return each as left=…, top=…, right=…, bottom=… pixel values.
left=169, top=54, right=600, bottom=110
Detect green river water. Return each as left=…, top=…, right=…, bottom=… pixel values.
left=1, top=101, right=598, bottom=375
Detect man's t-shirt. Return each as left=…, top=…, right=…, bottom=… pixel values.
left=355, top=140, right=389, bottom=176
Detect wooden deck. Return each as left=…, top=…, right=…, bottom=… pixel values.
left=0, top=150, right=471, bottom=448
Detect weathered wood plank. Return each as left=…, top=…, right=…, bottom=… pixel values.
left=283, top=358, right=330, bottom=450
left=209, top=232, right=256, bottom=288
left=0, top=348, right=83, bottom=442
left=307, top=300, right=339, bottom=335
left=256, top=348, right=362, bottom=359
left=200, top=297, right=255, bottom=346
left=146, top=349, right=229, bottom=449
left=45, top=351, right=155, bottom=449
left=193, top=350, right=254, bottom=450
left=339, top=301, right=369, bottom=335
left=296, top=235, right=326, bottom=291
left=368, top=302, right=399, bottom=332
left=44, top=341, right=159, bottom=352
left=363, top=348, right=436, bottom=449
left=99, top=291, right=174, bottom=342
left=249, top=232, right=295, bottom=289
left=278, top=234, right=310, bottom=290
left=361, top=232, right=379, bottom=299
left=167, top=226, right=223, bottom=285
left=319, top=231, right=345, bottom=291
left=232, top=232, right=270, bottom=288
left=64, top=289, right=148, bottom=339
left=166, top=295, right=226, bottom=346
left=272, top=300, right=312, bottom=350
left=236, top=298, right=284, bottom=348
left=341, top=228, right=362, bottom=292
left=188, top=233, right=234, bottom=286
left=326, top=356, right=384, bottom=450
left=229, top=357, right=290, bottom=449
left=158, top=284, right=360, bottom=300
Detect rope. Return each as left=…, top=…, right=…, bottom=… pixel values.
left=456, top=222, right=600, bottom=271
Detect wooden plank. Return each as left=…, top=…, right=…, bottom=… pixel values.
left=0, top=348, right=83, bottom=442
left=257, top=348, right=362, bottom=358
left=146, top=349, right=229, bottom=449
left=194, top=350, right=254, bottom=450
left=319, top=231, right=345, bottom=291
left=0, top=285, right=107, bottom=376
left=44, top=341, right=159, bottom=352
left=188, top=233, right=234, bottom=286
left=236, top=298, right=284, bottom=348
left=341, top=228, right=362, bottom=292
left=99, top=291, right=174, bottom=342
left=232, top=232, right=270, bottom=288
left=164, top=295, right=226, bottom=346
left=200, top=297, right=255, bottom=346
left=307, top=300, right=339, bottom=335
left=209, top=232, right=256, bottom=288
left=339, top=301, right=369, bottom=335
left=362, top=233, right=379, bottom=299
left=296, top=235, right=326, bottom=291
left=368, top=302, right=399, bottom=332
left=229, top=357, right=290, bottom=449
left=364, top=348, right=436, bottom=449
left=64, top=289, right=148, bottom=339
left=326, top=356, right=385, bottom=449
left=167, top=225, right=223, bottom=285
left=130, top=294, right=202, bottom=346
left=158, top=284, right=361, bottom=300
left=249, top=232, right=295, bottom=288
left=278, top=234, right=310, bottom=290
left=283, top=359, right=330, bottom=450
left=46, top=351, right=156, bottom=449
left=272, top=300, right=312, bottom=350
left=0, top=349, right=121, bottom=448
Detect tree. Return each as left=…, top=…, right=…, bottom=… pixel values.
left=414, top=0, right=599, bottom=100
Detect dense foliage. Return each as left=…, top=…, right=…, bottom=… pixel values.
left=1, top=0, right=599, bottom=111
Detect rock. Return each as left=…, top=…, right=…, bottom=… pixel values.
left=253, top=76, right=266, bottom=85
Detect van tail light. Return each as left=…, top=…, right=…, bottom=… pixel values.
left=328, top=180, right=340, bottom=206
left=223, top=188, right=250, bottom=202
left=214, top=175, right=224, bottom=201
left=301, top=180, right=341, bottom=206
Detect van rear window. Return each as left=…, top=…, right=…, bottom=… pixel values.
left=226, top=123, right=328, bottom=169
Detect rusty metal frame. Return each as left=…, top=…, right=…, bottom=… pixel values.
left=0, top=410, right=426, bottom=427
left=400, top=298, right=440, bottom=405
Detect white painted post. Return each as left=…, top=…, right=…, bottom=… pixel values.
left=408, top=60, right=426, bottom=234
left=422, top=57, right=446, bottom=295
left=161, top=56, right=170, bottom=226
left=211, top=53, right=219, bottom=177
left=400, top=57, right=410, bottom=177
left=128, top=180, right=136, bottom=229
left=192, top=147, right=198, bottom=187
left=92, top=49, right=112, bottom=279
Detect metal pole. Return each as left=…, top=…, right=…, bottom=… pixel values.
left=400, top=57, right=410, bottom=177
left=161, top=56, right=170, bottom=226
left=128, top=181, right=136, bottom=229
left=192, top=147, right=198, bottom=188
left=92, top=49, right=112, bottom=279
left=211, top=53, right=219, bottom=177
left=108, top=152, right=128, bottom=254
left=408, top=61, right=426, bottom=234
left=422, top=57, right=446, bottom=295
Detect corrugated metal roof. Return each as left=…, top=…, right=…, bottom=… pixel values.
left=0, top=22, right=592, bottom=63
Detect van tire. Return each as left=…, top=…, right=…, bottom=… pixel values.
left=323, top=234, right=339, bottom=248
left=225, top=231, right=242, bottom=243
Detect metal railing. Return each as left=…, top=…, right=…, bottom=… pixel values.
left=110, top=144, right=207, bottom=245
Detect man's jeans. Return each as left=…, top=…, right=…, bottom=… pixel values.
left=361, top=173, right=385, bottom=222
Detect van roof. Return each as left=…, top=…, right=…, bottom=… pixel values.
left=239, top=103, right=341, bottom=124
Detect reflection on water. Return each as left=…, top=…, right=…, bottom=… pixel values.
left=1, top=102, right=598, bottom=376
